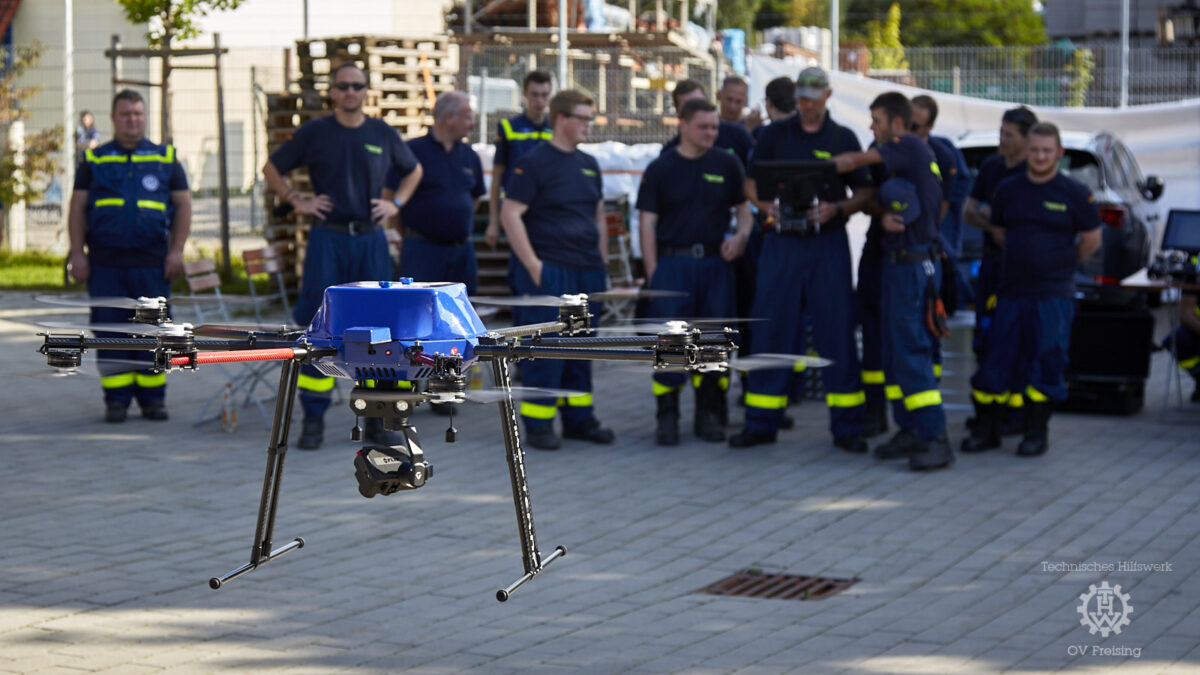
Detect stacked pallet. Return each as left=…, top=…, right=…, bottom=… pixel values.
left=296, top=35, right=455, bottom=137
left=262, top=91, right=327, bottom=284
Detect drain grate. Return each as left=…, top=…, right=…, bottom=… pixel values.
left=698, top=570, right=859, bottom=601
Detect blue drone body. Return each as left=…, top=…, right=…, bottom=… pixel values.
left=303, top=279, right=488, bottom=382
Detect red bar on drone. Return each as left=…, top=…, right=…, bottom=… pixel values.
left=170, top=348, right=299, bottom=366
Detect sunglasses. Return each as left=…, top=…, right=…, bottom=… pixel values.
left=332, top=82, right=367, bottom=92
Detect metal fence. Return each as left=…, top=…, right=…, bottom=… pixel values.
left=847, top=42, right=1200, bottom=108
left=460, top=42, right=718, bottom=146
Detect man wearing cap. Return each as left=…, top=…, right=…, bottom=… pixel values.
left=728, top=66, right=874, bottom=454
left=832, top=91, right=952, bottom=471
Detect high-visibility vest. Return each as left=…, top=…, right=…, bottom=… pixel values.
left=85, top=139, right=176, bottom=251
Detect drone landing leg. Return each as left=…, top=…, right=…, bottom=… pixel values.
left=209, top=356, right=306, bottom=589
left=492, top=357, right=567, bottom=602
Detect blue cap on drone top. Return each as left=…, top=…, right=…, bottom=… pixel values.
left=878, top=177, right=921, bottom=225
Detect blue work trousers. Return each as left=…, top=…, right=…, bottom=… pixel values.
left=293, top=226, right=394, bottom=419
left=399, top=238, right=478, bottom=295
left=973, top=251, right=1001, bottom=359
left=880, top=253, right=946, bottom=441
left=857, top=251, right=885, bottom=408
left=971, top=296, right=1074, bottom=403
left=88, top=263, right=170, bottom=407
left=647, top=255, right=735, bottom=392
left=509, top=261, right=607, bottom=430
left=744, top=231, right=864, bottom=439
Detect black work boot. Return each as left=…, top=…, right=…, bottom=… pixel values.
left=104, top=402, right=128, bottom=423
left=1016, top=401, right=1052, bottom=457
left=141, top=402, right=169, bottom=421
left=694, top=376, right=725, bottom=442
left=910, top=433, right=955, bottom=471
left=297, top=416, right=324, bottom=450
left=728, top=427, right=776, bottom=448
left=362, top=417, right=404, bottom=446
left=960, top=401, right=1002, bottom=453
left=862, top=401, right=889, bottom=438
left=999, top=405, right=1024, bottom=437
left=656, top=391, right=681, bottom=446
left=563, top=418, right=615, bottom=444
left=874, top=428, right=921, bottom=459
left=525, top=426, right=561, bottom=450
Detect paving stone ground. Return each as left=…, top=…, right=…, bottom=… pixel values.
left=0, top=291, right=1196, bottom=674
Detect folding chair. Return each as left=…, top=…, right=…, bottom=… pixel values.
left=242, top=244, right=293, bottom=324
left=183, top=259, right=276, bottom=428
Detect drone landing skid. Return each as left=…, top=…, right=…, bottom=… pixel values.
left=210, top=355, right=307, bottom=590
left=492, top=357, right=567, bottom=602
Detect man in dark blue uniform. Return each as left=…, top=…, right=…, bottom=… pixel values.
left=962, top=106, right=1037, bottom=425
left=662, top=80, right=754, bottom=168
left=833, top=91, right=952, bottom=470
left=485, top=70, right=552, bottom=249
left=67, top=89, right=191, bottom=423
left=637, top=98, right=752, bottom=445
left=1162, top=289, right=1200, bottom=402
left=501, top=90, right=615, bottom=450
left=392, top=91, right=485, bottom=293
left=263, top=62, right=423, bottom=449
left=963, top=123, right=1101, bottom=456
left=729, top=67, right=874, bottom=454
left=911, top=95, right=971, bottom=311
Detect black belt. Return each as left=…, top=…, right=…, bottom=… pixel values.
left=659, top=242, right=721, bottom=258
left=774, top=220, right=842, bottom=237
left=886, top=247, right=938, bottom=264
left=316, top=220, right=378, bottom=236
left=404, top=227, right=467, bottom=247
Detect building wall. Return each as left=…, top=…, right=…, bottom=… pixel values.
left=1043, top=0, right=1163, bottom=41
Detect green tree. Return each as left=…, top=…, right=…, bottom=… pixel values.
left=1064, top=48, right=1095, bottom=107
left=845, top=0, right=1046, bottom=47
left=867, top=2, right=907, bottom=71
left=717, top=0, right=764, bottom=34
left=755, top=0, right=854, bottom=30
left=115, top=0, right=246, bottom=140
left=0, top=43, right=63, bottom=211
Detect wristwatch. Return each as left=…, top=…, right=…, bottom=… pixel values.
left=392, top=196, right=405, bottom=209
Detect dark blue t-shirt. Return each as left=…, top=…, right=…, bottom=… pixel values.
left=398, top=134, right=485, bottom=243
left=494, top=113, right=552, bottom=194
left=637, top=147, right=746, bottom=249
left=749, top=113, right=870, bottom=232
left=992, top=172, right=1100, bottom=299
left=662, top=121, right=754, bottom=168
left=874, top=133, right=942, bottom=251
left=970, top=154, right=1027, bottom=257
left=929, top=135, right=971, bottom=257
left=269, top=115, right=418, bottom=225
left=507, top=143, right=604, bottom=270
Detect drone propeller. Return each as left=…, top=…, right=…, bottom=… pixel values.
left=729, top=353, right=833, bottom=371
left=589, top=317, right=763, bottom=334
left=36, top=294, right=141, bottom=310
left=422, top=385, right=587, bottom=405
left=8, top=357, right=164, bottom=380
left=37, top=320, right=191, bottom=337
left=470, top=288, right=685, bottom=308
left=189, top=322, right=304, bottom=339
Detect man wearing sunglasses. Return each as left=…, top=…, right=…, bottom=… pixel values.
left=263, top=62, right=423, bottom=450
left=500, top=90, right=615, bottom=451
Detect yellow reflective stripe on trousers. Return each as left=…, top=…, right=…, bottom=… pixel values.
left=135, top=372, right=166, bottom=388
left=1025, top=386, right=1048, bottom=403
left=137, top=200, right=167, bottom=211
left=101, top=372, right=135, bottom=389
left=653, top=381, right=682, bottom=396
left=297, top=373, right=335, bottom=392
left=94, top=198, right=125, bottom=207
left=1180, top=356, right=1200, bottom=370
left=826, top=391, right=865, bottom=407
left=565, top=393, right=592, bottom=407
left=692, top=374, right=703, bottom=389
left=973, top=389, right=999, bottom=404
left=1008, top=393, right=1024, bottom=408
left=793, top=360, right=806, bottom=372
left=862, top=370, right=885, bottom=385
left=933, top=363, right=942, bottom=378
left=520, top=401, right=557, bottom=419
left=745, top=392, right=787, bottom=409
left=718, top=376, right=729, bottom=390
left=904, top=389, right=943, bottom=410
left=885, top=385, right=903, bottom=400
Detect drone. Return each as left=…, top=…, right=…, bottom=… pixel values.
left=34, top=279, right=826, bottom=601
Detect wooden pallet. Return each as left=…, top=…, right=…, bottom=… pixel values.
left=297, top=35, right=450, bottom=59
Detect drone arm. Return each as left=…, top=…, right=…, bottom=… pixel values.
left=488, top=321, right=568, bottom=340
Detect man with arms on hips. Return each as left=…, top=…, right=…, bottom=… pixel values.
left=263, top=62, right=423, bottom=450
left=637, top=98, right=752, bottom=445
left=501, top=90, right=615, bottom=451
left=68, top=89, right=191, bottom=423
left=961, top=122, right=1101, bottom=457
